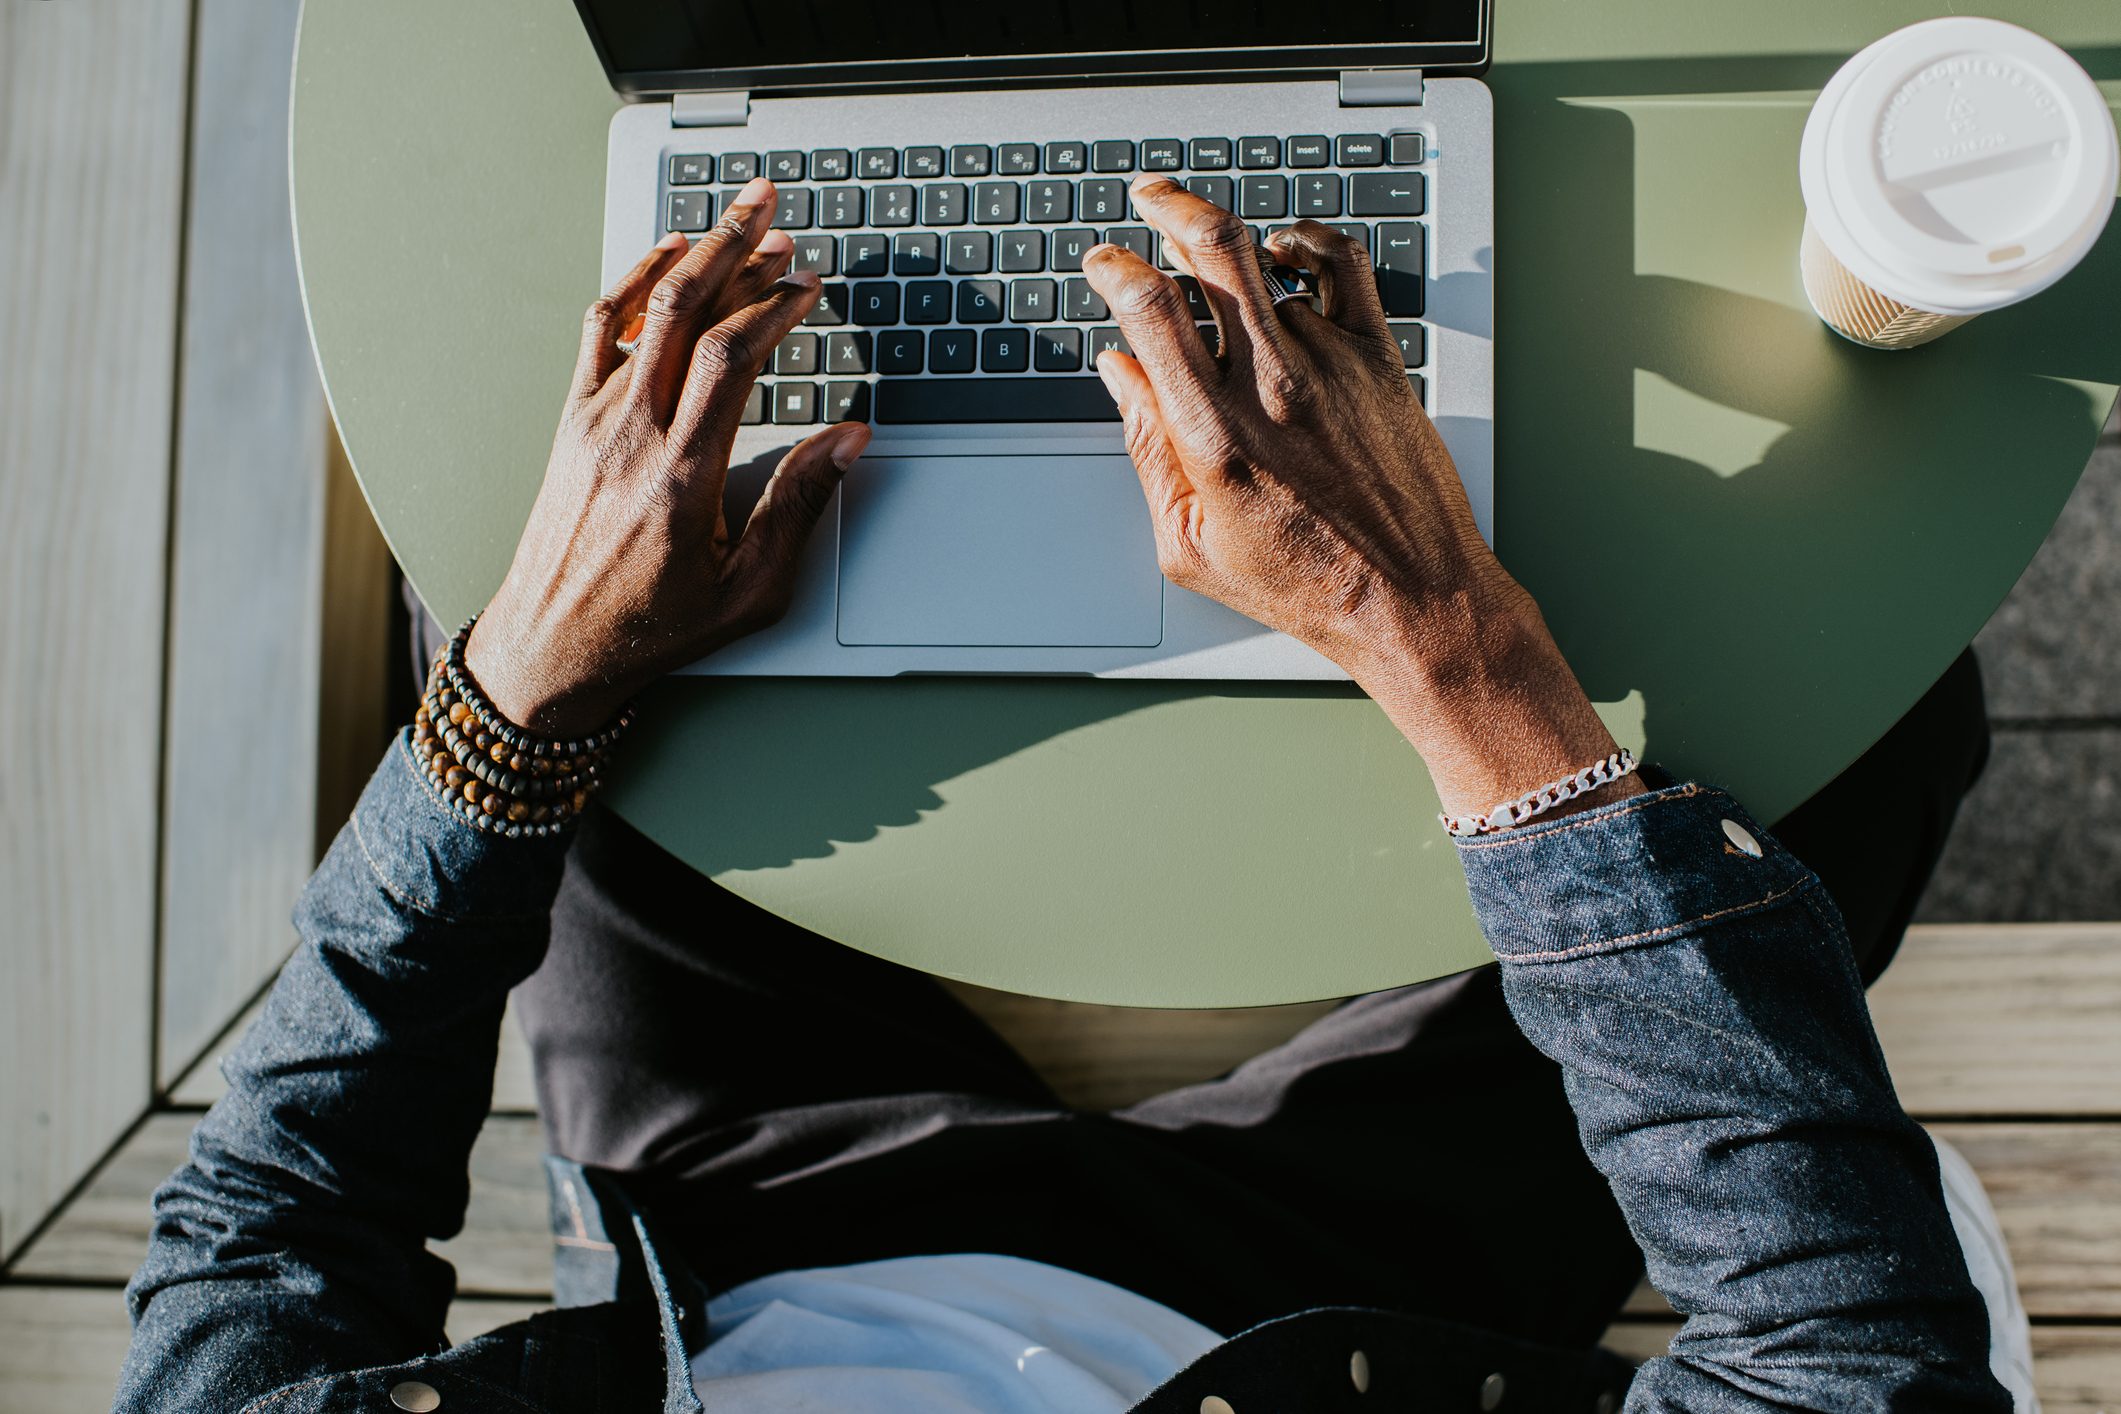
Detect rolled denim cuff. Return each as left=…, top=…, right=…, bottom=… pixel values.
left=336, top=728, right=574, bottom=924
left=1455, top=778, right=1822, bottom=965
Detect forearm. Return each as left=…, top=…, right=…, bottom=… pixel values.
left=119, top=734, right=570, bottom=1409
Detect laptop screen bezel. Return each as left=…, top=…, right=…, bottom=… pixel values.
left=573, top=2, right=1494, bottom=99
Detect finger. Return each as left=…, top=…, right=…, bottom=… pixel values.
left=1081, top=242, right=1220, bottom=406
left=724, top=422, right=871, bottom=615
left=1127, top=176, right=1293, bottom=372
left=703, top=228, right=796, bottom=330
left=1265, top=220, right=1394, bottom=345
left=573, top=231, right=689, bottom=399
left=672, top=271, right=822, bottom=452
left=630, top=175, right=779, bottom=416
left=1096, top=350, right=1205, bottom=580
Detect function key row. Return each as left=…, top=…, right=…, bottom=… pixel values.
left=665, top=171, right=1424, bottom=234
left=669, top=133, right=1426, bottom=187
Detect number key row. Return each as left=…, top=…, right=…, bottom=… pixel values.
left=675, top=133, right=1425, bottom=187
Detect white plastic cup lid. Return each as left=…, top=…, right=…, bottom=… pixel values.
left=1800, top=17, right=2119, bottom=316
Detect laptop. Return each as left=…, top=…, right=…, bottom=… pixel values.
left=578, top=3, right=1496, bottom=680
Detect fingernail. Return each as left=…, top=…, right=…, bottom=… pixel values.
left=829, top=424, right=871, bottom=470
left=736, top=175, right=773, bottom=207
left=756, top=228, right=795, bottom=255
left=778, top=268, right=820, bottom=289
left=656, top=230, right=688, bottom=250
left=1094, top=354, right=1121, bottom=397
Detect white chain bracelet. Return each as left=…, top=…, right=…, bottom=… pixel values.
left=1439, top=749, right=1639, bottom=839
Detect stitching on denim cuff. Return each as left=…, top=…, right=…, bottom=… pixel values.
left=1455, top=783, right=1708, bottom=851
left=1492, top=878, right=1812, bottom=964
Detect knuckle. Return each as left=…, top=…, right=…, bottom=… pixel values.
left=689, top=329, right=740, bottom=380
left=1113, top=274, right=1187, bottom=325
left=584, top=295, right=623, bottom=331
left=1182, top=206, right=1250, bottom=254
left=645, top=278, right=693, bottom=321
left=1259, top=365, right=1318, bottom=423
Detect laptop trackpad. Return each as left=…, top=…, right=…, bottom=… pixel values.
left=836, top=455, right=1163, bottom=648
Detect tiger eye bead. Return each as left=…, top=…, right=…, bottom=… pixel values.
left=481, top=793, right=501, bottom=815
left=531, top=804, right=551, bottom=823
left=447, top=701, right=471, bottom=725
left=444, top=766, right=467, bottom=789
left=509, top=754, right=526, bottom=774
left=507, top=800, right=531, bottom=823
left=572, top=788, right=589, bottom=813
left=490, top=741, right=509, bottom=764
left=462, top=780, right=482, bottom=804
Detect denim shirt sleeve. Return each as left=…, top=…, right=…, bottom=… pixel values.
left=1458, top=780, right=2008, bottom=1413
left=116, top=732, right=572, bottom=1413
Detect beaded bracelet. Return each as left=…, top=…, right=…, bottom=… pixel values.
left=1438, top=749, right=1639, bottom=839
left=410, top=616, right=634, bottom=839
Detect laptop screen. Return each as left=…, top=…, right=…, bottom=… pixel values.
left=576, top=1, right=1491, bottom=98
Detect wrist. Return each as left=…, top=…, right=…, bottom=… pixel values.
left=464, top=611, right=630, bottom=741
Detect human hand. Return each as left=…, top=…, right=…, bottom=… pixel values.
left=1085, top=178, right=1636, bottom=817
left=465, top=177, right=868, bottom=738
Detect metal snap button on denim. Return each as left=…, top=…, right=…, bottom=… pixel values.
left=1480, top=1371, right=1507, bottom=1409
left=1200, top=1398, right=1236, bottom=1414
left=1595, top=1392, right=1620, bottom=1414
left=1721, top=818, right=1763, bottom=857
left=1350, top=1348, right=1371, bottom=1392
left=389, top=1382, right=441, bottom=1413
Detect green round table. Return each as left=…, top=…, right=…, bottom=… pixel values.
left=292, top=0, right=2121, bottom=1006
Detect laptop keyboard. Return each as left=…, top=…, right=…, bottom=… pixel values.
left=662, top=133, right=1431, bottom=426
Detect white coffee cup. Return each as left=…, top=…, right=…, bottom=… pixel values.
left=1799, top=17, right=2118, bottom=350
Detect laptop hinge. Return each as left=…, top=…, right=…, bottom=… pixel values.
left=1338, top=69, right=1425, bottom=107
left=671, top=90, right=751, bottom=127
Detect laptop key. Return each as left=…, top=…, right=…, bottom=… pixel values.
left=869, top=185, right=915, bottom=226
left=1050, top=228, right=1095, bottom=272
left=1238, top=175, right=1289, bottom=219
left=1327, top=221, right=1371, bottom=255
left=1101, top=226, right=1153, bottom=263
left=957, top=280, right=1004, bottom=323
left=920, top=183, right=967, bottom=226
left=1286, top=135, right=1331, bottom=168
left=877, top=329, right=923, bottom=373
left=875, top=376, right=1120, bottom=422
left=949, top=144, right=993, bottom=177
left=1140, top=139, right=1184, bottom=172
left=1173, top=275, right=1211, bottom=320
left=669, top=154, right=713, bottom=185
left=946, top=231, right=994, bottom=274
left=791, top=235, right=837, bottom=276
left=740, top=383, right=765, bottom=424
left=1237, top=137, right=1281, bottom=169
left=1349, top=172, right=1425, bottom=216
left=1388, top=322, right=1426, bottom=368
left=1077, top=178, right=1127, bottom=223
left=825, top=330, right=872, bottom=374
left=903, top=146, right=945, bottom=178
left=998, top=230, right=1045, bottom=273
left=1043, top=141, right=1087, bottom=174
left=771, top=381, right=817, bottom=424
left=851, top=281, right=901, bottom=325
left=771, top=187, right=813, bottom=229
left=720, top=152, right=760, bottom=182
left=1294, top=173, right=1342, bottom=218
left=1008, top=278, right=1057, bottom=323
left=893, top=233, right=941, bottom=276
left=1388, top=132, right=1426, bottom=165
left=766, top=150, right=805, bottom=181
left=1034, top=326, right=1084, bottom=370
left=997, top=143, right=1040, bottom=175
left=1063, top=276, right=1107, bottom=321
left=819, top=186, right=864, bottom=228
left=803, top=282, right=851, bottom=326
left=1025, top=181, right=1072, bottom=223
left=1183, top=176, right=1235, bottom=210
left=1336, top=134, right=1385, bottom=167
left=1408, top=373, right=1427, bottom=407
left=773, top=333, right=820, bottom=374
left=841, top=234, right=889, bottom=277
left=1189, top=137, right=1233, bottom=170
left=857, top=147, right=897, bottom=179
left=823, top=380, right=871, bottom=423
left=929, top=329, right=976, bottom=373
left=904, top=280, right=952, bottom=323
left=1085, top=327, right=1131, bottom=363
left=1091, top=139, right=1136, bottom=173
left=811, top=148, right=853, bottom=180
left=1375, top=223, right=1425, bottom=316
left=666, top=192, right=712, bottom=232
left=980, top=328, right=1031, bottom=372
left=973, top=181, right=1021, bottom=225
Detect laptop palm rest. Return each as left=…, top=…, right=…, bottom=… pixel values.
left=836, top=455, right=1163, bottom=648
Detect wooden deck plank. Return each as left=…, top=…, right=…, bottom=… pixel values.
left=0, top=0, right=194, bottom=1265
left=155, top=0, right=332, bottom=1087
left=1870, top=923, right=2121, bottom=1117
left=0, top=1287, right=133, bottom=1414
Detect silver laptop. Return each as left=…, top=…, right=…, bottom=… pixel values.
left=582, top=3, right=1496, bottom=680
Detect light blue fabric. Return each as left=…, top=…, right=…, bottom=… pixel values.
left=688, top=1253, right=1220, bottom=1411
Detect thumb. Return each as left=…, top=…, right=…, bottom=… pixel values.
left=731, top=421, right=868, bottom=578
left=1096, top=350, right=1197, bottom=537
